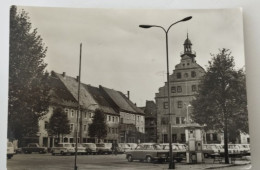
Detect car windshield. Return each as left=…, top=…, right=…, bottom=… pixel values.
left=153, top=145, right=163, bottom=150
left=163, top=145, right=178, bottom=150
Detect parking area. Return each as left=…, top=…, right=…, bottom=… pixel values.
left=7, top=153, right=251, bottom=170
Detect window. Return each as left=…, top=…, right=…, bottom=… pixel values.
left=192, top=85, right=197, bottom=92
left=176, top=117, right=180, bottom=124
left=177, top=72, right=182, bottom=79
left=206, top=134, right=211, bottom=141
left=109, top=115, right=111, bottom=121
left=213, top=133, right=218, bottom=141
left=71, top=110, right=74, bottom=117
left=163, top=102, right=168, bottom=109
left=172, top=134, right=177, bottom=143
left=84, top=112, right=87, bottom=119
left=198, top=85, right=201, bottom=91
left=108, top=128, right=111, bottom=133
left=181, top=134, right=186, bottom=142
left=178, top=101, right=183, bottom=108
left=70, top=124, right=74, bottom=131
left=112, top=128, right=114, bottom=134
left=177, top=86, right=182, bottom=92
left=120, top=118, right=123, bottom=123
left=44, top=121, right=48, bottom=129
left=191, top=71, right=196, bottom=78
left=112, top=116, right=114, bottom=122
left=171, top=86, right=176, bottom=93
left=83, top=125, right=87, bottom=131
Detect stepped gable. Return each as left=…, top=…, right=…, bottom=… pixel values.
left=83, top=84, right=118, bottom=115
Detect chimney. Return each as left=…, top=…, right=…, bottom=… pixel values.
left=127, top=91, right=130, bottom=99
left=62, top=72, right=66, bottom=77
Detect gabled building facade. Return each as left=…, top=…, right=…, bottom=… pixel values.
left=38, top=71, right=144, bottom=147
left=155, top=34, right=206, bottom=143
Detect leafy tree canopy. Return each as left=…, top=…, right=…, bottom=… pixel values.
left=8, top=6, right=50, bottom=141
left=191, top=49, right=248, bottom=140
left=47, top=107, right=70, bottom=138
left=88, top=109, right=108, bottom=142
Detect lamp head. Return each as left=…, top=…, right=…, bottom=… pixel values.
left=139, top=25, right=153, bottom=29
left=181, top=16, right=192, bottom=22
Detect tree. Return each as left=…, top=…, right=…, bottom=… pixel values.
left=47, top=107, right=71, bottom=143
left=88, top=109, right=108, bottom=143
left=8, top=6, right=50, bottom=143
left=191, top=49, right=248, bottom=164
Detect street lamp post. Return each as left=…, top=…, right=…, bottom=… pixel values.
left=139, top=16, right=192, bottom=169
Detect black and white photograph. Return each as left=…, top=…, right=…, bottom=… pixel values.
left=6, top=6, right=251, bottom=170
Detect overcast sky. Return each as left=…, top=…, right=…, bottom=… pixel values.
left=18, top=7, right=245, bottom=106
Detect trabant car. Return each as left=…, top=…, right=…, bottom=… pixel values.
left=51, top=143, right=75, bottom=155
left=160, top=143, right=186, bottom=162
left=96, top=143, right=112, bottom=154
left=81, top=143, right=97, bottom=154
left=125, top=143, right=169, bottom=163
left=202, top=144, right=222, bottom=158
left=118, top=143, right=131, bottom=153
left=71, top=143, right=86, bottom=155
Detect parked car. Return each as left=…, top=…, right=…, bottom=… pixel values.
left=22, top=143, right=47, bottom=154
left=7, top=142, right=15, bottom=159
left=228, top=144, right=241, bottom=155
left=128, top=143, right=137, bottom=150
left=118, top=143, right=131, bottom=153
left=96, top=143, right=112, bottom=154
left=239, top=144, right=250, bottom=155
left=160, top=143, right=186, bottom=162
left=81, top=143, right=97, bottom=155
left=125, top=143, right=169, bottom=163
left=51, top=143, right=75, bottom=156
left=71, top=143, right=86, bottom=155
left=202, top=144, right=222, bottom=158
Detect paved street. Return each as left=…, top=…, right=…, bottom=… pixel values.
left=7, top=153, right=251, bottom=170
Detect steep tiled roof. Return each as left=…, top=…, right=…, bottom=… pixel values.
left=53, top=72, right=98, bottom=110
left=83, top=84, right=118, bottom=115
left=100, top=86, right=144, bottom=115
left=49, top=74, right=77, bottom=107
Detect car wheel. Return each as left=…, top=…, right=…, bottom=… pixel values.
left=52, top=152, right=55, bottom=156
left=39, top=150, right=42, bottom=154
left=146, top=156, right=152, bottom=163
left=127, top=155, right=133, bottom=162
left=60, top=151, right=65, bottom=156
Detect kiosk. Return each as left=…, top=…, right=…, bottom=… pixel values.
left=185, top=123, right=205, bottom=163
